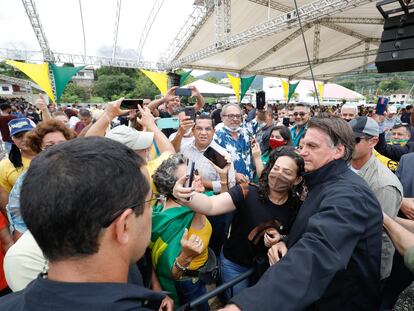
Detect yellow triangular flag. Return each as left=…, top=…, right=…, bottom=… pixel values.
left=5, top=60, right=56, bottom=103
left=281, top=79, right=289, bottom=102
left=317, top=82, right=325, bottom=101
left=227, top=73, right=240, bottom=102
left=140, top=69, right=168, bottom=95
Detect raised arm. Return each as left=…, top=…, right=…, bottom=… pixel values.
left=173, top=175, right=236, bottom=216
left=36, top=95, right=52, bottom=122
left=189, top=86, right=205, bottom=112
left=136, top=105, right=175, bottom=154
left=85, top=99, right=124, bottom=137
left=383, top=212, right=414, bottom=256
left=147, top=87, right=177, bottom=112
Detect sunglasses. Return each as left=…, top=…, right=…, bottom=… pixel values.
left=293, top=112, right=307, bottom=117
left=223, top=114, right=242, bottom=119
left=355, top=136, right=373, bottom=144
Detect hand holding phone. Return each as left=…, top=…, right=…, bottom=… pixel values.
left=185, top=161, right=196, bottom=189
left=203, top=147, right=228, bottom=169
left=175, top=88, right=192, bottom=97
left=185, top=106, right=196, bottom=121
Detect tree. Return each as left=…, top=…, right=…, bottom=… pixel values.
left=96, top=66, right=137, bottom=79
left=340, top=82, right=356, bottom=91
left=60, top=83, right=91, bottom=103
left=93, top=73, right=136, bottom=100
left=129, top=70, right=160, bottom=99
left=379, top=79, right=409, bottom=93
left=204, top=76, right=219, bottom=84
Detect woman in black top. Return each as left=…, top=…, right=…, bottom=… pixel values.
left=173, top=146, right=305, bottom=299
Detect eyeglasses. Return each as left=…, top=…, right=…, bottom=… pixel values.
left=223, top=114, right=242, bottom=119
left=102, top=196, right=160, bottom=228
left=293, top=112, right=307, bottom=117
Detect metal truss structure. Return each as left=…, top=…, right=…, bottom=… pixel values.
left=215, top=0, right=232, bottom=47
left=161, top=0, right=215, bottom=66
left=165, top=0, right=377, bottom=69
left=0, top=48, right=159, bottom=70
left=137, top=0, right=165, bottom=62
left=248, top=0, right=292, bottom=13
left=112, top=0, right=122, bottom=60
left=21, top=0, right=54, bottom=61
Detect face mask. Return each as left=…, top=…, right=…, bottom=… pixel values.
left=224, top=125, right=240, bottom=133
left=391, top=139, right=408, bottom=146
left=269, top=138, right=285, bottom=149
left=268, top=170, right=294, bottom=193
left=344, top=118, right=352, bottom=122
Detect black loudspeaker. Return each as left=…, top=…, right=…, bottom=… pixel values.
left=168, top=72, right=181, bottom=88
left=376, top=12, right=414, bottom=73
left=256, top=91, right=266, bottom=110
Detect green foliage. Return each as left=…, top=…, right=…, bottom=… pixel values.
left=88, top=96, right=105, bottom=103
left=93, top=73, right=136, bottom=100
left=96, top=66, right=137, bottom=78
left=0, top=62, right=27, bottom=79
left=128, top=70, right=160, bottom=99
left=378, top=79, right=409, bottom=92
left=340, top=82, right=356, bottom=91
left=204, top=76, right=219, bottom=84
left=60, top=83, right=91, bottom=103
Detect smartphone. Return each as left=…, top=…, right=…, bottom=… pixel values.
left=203, top=146, right=228, bottom=169
left=376, top=97, right=389, bottom=116
left=282, top=117, right=290, bottom=127
left=185, top=161, right=195, bottom=188
left=156, top=117, right=180, bottom=129
left=185, top=106, right=196, bottom=121
left=175, top=88, right=192, bottom=97
left=256, top=91, right=266, bottom=110
left=120, top=99, right=144, bottom=110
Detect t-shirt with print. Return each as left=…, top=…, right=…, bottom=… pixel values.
left=223, top=184, right=300, bottom=267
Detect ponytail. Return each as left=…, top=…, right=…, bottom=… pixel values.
left=9, top=143, right=23, bottom=169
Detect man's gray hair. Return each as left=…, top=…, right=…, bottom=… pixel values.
left=221, top=103, right=241, bottom=117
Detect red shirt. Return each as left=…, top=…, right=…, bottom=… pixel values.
left=0, top=115, right=17, bottom=142
left=0, top=213, right=8, bottom=290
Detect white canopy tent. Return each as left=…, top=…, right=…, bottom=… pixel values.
left=183, top=79, right=235, bottom=97
left=162, top=0, right=389, bottom=82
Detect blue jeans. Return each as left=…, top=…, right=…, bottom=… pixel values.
left=219, top=251, right=250, bottom=301
left=175, top=277, right=208, bottom=311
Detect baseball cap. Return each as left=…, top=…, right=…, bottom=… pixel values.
left=349, top=116, right=379, bottom=137
left=8, top=118, right=35, bottom=137
left=105, top=125, right=154, bottom=150
left=388, top=105, right=397, bottom=114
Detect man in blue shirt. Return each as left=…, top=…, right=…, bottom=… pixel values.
left=0, top=137, right=166, bottom=310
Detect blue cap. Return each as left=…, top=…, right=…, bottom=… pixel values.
left=8, top=118, right=35, bottom=137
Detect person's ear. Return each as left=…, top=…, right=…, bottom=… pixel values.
left=114, top=209, right=134, bottom=245
left=333, top=144, right=345, bottom=160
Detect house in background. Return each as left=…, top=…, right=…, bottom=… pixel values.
left=389, top=90, right=411, bottom=104
left=72, top=66, right=95, bottom=87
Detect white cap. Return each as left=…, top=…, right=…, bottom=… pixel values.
left=105, top=125, right=154, bottom=150
left=388, top=105, right=397, bottom=114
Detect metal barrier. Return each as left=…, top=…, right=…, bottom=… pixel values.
left=177, top=268, right=254, bottom=311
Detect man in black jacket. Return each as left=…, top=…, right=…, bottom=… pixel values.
left=222, top=117, right=383, bottom=311
left=0, top=137, right=166, bottom=310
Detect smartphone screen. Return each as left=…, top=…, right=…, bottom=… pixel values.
left=256, top=91, right=266, bottom=110
left=203, top=147, right=228, bottom=169
left=185, top=106, right=196, bottom=121
left=175, top=88, right=192, bottom=97
left=156, top=118, right=180, bottom=129
left=120, top=99, right=144, bottom=110
left=282, top=117, right=290, bottom=127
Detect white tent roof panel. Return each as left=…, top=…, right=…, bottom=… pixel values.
left=166, top=0, right=386, bottom=80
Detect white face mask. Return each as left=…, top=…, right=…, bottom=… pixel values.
left=224, top=125, right=240, bottom=133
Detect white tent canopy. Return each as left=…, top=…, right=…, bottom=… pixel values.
left=183, top=79, right=235, bottom=97
left=163, top=0, right=387, bottom=81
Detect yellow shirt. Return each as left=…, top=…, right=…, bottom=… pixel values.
left=188, top=218, right=212, bottom=270
left=146, top=152, right=172, bottom=198
left=373, top=150, right=398, bottom=173
left=0, top=157, right=31, bottom=193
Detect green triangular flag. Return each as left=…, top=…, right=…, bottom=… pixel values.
left=287, top=81, right=300, bottom=103
left=179, top=70, right=192, bottom=86
left=50, top=63, right=86, bottom=103
left=240, top=75, right=256, bottom=101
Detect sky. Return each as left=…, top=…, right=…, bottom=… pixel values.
left=0, top=0, right=206, bottom=75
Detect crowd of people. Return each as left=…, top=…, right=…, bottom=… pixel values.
left=0, top=86, right=413, bottom=310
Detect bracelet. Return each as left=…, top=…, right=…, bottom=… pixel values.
left=174, top=258, right=189, bottom=272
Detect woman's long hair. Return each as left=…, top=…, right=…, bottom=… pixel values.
left=257, top=146, right=305, bottom=203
